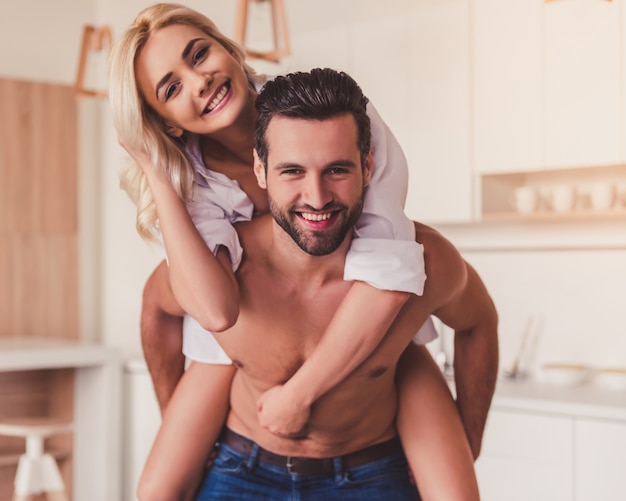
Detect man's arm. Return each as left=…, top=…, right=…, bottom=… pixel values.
left=432, top=257, right=499, bottom=460
left=451, top=264, right=499, bottom=459
left=141, top=260, right=186, bottom=414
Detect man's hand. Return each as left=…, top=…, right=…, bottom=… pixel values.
left=256, top=385, right=310, bottom=437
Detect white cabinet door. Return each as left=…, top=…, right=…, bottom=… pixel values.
left=402, top=0, right=473, bottom=224
left=544, top=0, right=622, bottom=168
left=575, top=418, right=626, bottom=501
left=475, top=409, right=574, bottom=501
left=473, top=0, right=542, bottom=174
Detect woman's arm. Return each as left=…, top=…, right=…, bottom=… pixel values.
left=396, top=344, right=480, bottom=501
left=257, top=283, right=409, bottom=434
left=137, top=362, right=236, bottom=501
left=121, top=141, right=239, bottom=332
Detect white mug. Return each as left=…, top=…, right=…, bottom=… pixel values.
left=511, top=186, right=538, bottom=214
left=614, top=181, right=626, bottom=208
left=545, top=184, right=576, bottom=213
left=589, top=182, right=615, bottom=211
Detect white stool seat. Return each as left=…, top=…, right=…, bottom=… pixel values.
left=0, top=418, right=72, bottom=501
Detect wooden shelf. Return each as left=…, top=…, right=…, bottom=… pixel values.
left=0, top=447, right=70, bottom=467
left=482, top=208, right=626, bottom=223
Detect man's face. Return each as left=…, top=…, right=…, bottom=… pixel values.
left=254, top=113, right=372, bottom=256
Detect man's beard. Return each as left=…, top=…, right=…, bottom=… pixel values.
left=268, top=194, right=364, bottom=256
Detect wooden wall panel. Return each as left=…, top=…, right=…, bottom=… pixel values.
left=0, top=78, right=78, bottom=340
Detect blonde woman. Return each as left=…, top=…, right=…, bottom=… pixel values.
left=109, top=3, right=497, bottom=499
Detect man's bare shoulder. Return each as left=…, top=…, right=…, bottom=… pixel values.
left=414, top=221, right=468, bottom=308
left=235, top=215, right=273, bottom=255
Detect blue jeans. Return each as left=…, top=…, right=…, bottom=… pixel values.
left=195, top=437, right=421, bottom=501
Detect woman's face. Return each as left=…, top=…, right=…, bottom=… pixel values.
left=135, top=24, right=253, bottom=136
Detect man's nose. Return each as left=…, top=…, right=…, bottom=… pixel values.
left=302, top=176, right=332, bottom=209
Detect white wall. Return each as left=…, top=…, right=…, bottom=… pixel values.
left=2, top=0, right=624, bottom=371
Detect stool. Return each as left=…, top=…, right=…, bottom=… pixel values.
left=0, top=418, right=73, bottom=501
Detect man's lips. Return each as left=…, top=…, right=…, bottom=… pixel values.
left=299, top=211, right=333, bottom=222
left=296, top=211, right=339, bottom=228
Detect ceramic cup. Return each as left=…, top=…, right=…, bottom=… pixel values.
left=545, top=184, right=577, bottom=213
left=589, top=181, right=615, bottom=211
left=614, top=181, right=626, bottom=208
left=511, top=186, right=538, bottom=214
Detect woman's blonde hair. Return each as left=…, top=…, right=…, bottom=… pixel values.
left=109, top=3, right=257, bottom=241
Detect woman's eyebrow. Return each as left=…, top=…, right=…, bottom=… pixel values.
left=182, top=37, right=203, bottom=59
left=155, top=38, right=205, bottom=99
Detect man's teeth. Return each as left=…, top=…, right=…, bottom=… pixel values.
left=206, top=85, right=228, bottom=112
left=301, top=212, right=331, bottom=222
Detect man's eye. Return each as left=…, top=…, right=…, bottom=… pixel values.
left=328, top=168, right=349, bottom=175
left=282, top=169, right=303, bottom=176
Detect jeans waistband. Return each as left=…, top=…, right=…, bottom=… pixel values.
left=219, top=428, right=402, bottom=476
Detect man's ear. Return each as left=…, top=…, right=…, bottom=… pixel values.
left=253, top=149, right=267, bottom=189
left=363, top=150, right=374, bottom=187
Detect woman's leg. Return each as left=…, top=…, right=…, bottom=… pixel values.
left=137, top=362, right=236, bottom=501
left=396, top=343, right=480, bottom=501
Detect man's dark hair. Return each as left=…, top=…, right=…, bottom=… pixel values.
left=254, top=68, right=371, bottom=168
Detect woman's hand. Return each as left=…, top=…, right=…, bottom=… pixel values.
left=118, top=136, right=156, bottom=178
left=256, top=385, right=310, bottom=437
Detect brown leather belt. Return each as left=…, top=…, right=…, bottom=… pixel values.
left=219, top=428, right=402, bottom=476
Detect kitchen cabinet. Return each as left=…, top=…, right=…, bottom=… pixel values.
left=575, top=418, right=626, bottom=501
left=472, top=0, right=542, bottom=175
left=476, top=379, right=626, bottom=501
left=475, top=409, right=574, bottom=501
left=473, top=0, right=622, bottom=175
left=544, top=0, right=622, bottom=168
left=402, top=0, right=473, bottom=224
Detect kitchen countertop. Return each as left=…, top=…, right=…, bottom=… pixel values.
left=490, top=377, right=626, bottom=421
left=0, top=337, right=118, bottom=372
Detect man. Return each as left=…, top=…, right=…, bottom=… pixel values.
left=138, top=68, right=497, bottom=500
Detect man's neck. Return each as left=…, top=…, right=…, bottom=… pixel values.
left=268, top=217, right=351, bottom=286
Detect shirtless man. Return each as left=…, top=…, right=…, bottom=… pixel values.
left=138, top=69, right=497, bottom=500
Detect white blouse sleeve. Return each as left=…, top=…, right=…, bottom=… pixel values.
left=344, top=101, right=426, bottom=295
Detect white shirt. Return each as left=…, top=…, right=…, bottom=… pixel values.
left=180, top=84, right=436, bottom=363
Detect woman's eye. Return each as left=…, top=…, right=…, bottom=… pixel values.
left=165, top=82, right=179, bottom=101
left=193, top=47, right=208, bottom=65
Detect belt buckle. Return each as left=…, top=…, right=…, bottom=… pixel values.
left=286, top=456, right=294, bottom=474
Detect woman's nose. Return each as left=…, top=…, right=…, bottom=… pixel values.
left=191, top=71, right=212, bottom=97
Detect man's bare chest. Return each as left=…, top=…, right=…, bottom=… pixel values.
left=214, top=277, right=348, bottom=383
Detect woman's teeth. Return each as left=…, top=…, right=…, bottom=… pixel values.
left=301, top=212, right=332, bottom=222
left=206, top=85, right=229, bottom=113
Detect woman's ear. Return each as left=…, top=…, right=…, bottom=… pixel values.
left=253, top=149, right=267, bottom=189
left=165, top=123, right=184, bottom=138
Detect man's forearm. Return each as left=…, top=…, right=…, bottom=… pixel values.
left=453, top=322, right=499, bottom=460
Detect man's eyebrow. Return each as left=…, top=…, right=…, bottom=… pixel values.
left=272, top=160, right=358, bottom=170
left=273, top=161, right=303, bottom=171
left=155, top=38, right=204, bottom=100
